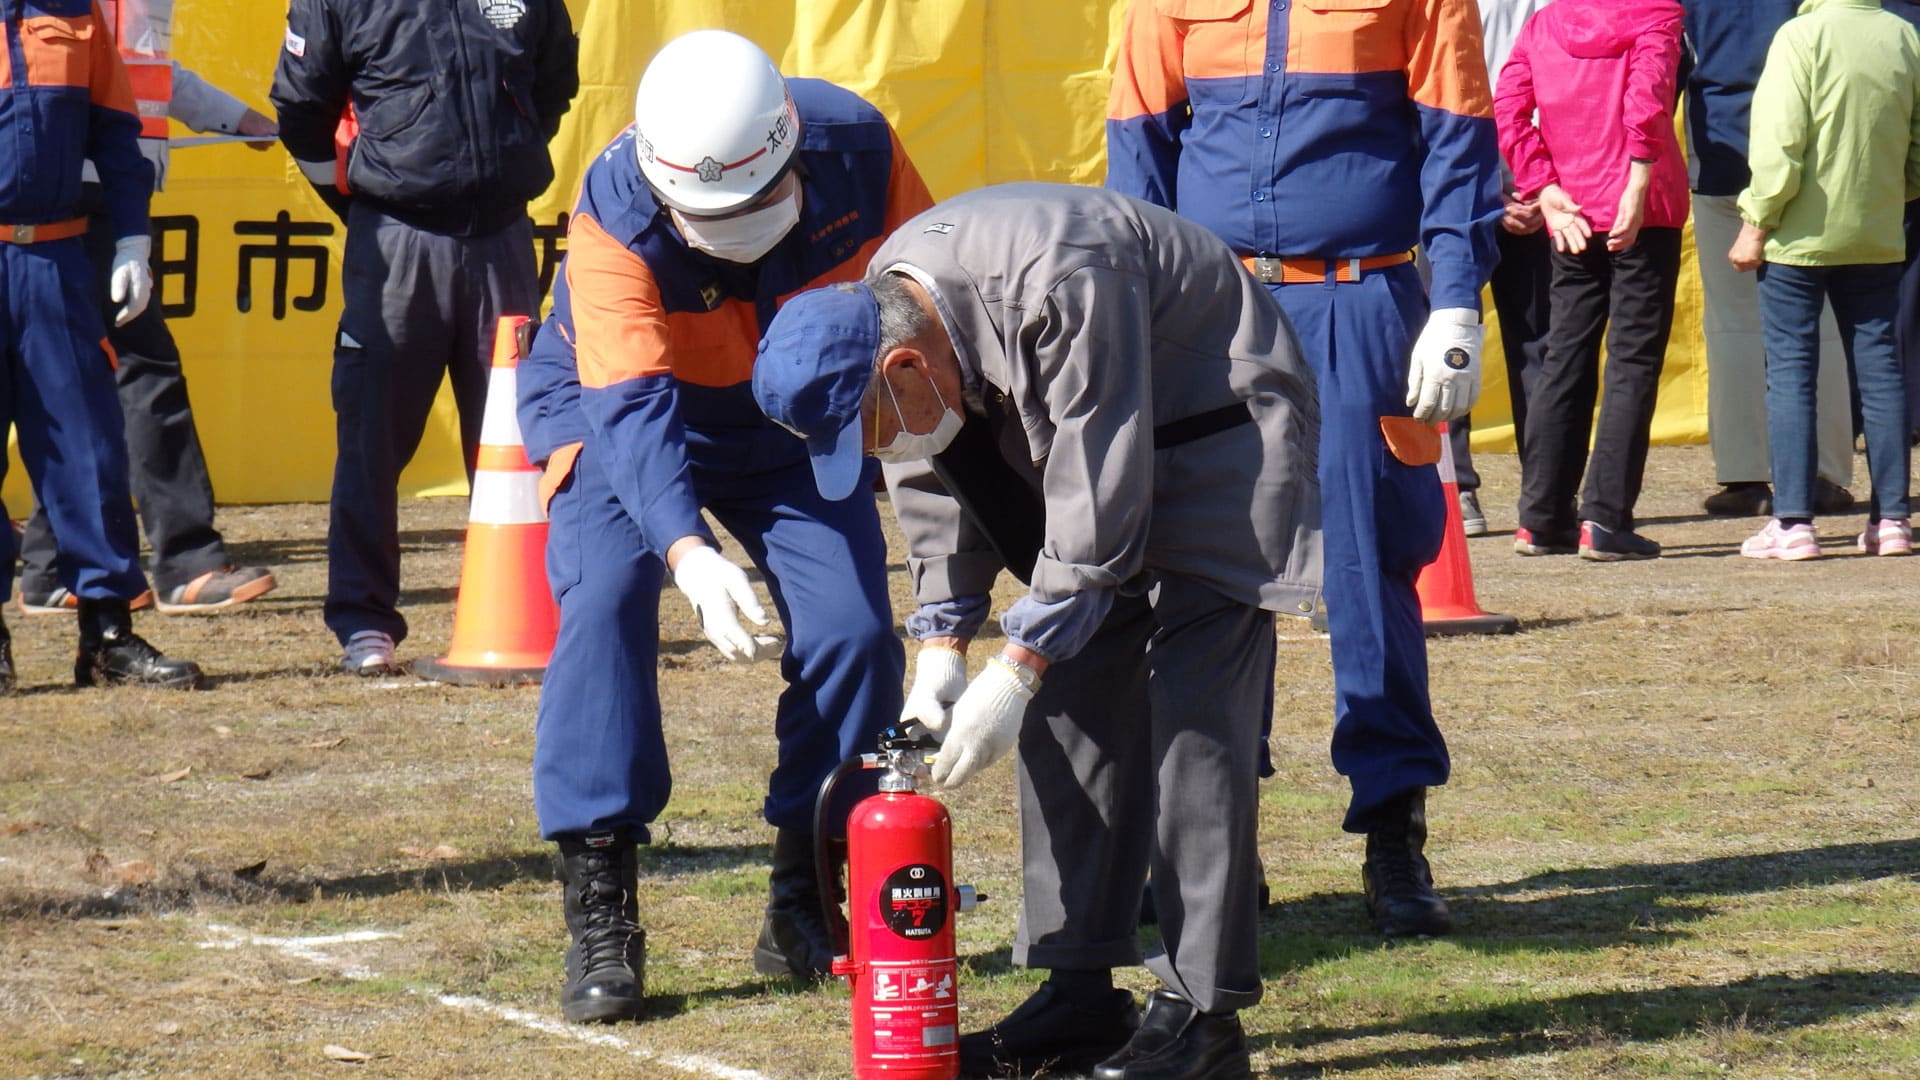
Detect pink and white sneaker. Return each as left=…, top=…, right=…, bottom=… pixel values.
left=1740, top=519, right=1821, bottom=561
left=1857, top=517, right=1912, bottom=556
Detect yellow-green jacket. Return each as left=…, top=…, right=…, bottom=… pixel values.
left=1738, top=0, right=1920, bottom=265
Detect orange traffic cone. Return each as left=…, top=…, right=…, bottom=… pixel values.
left=414, top=316, right=561, bottom=685
left=1416, top=421, right=1519, bottom=636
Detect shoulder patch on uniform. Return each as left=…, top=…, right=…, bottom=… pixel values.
left=284, top=26, right=306, bottom=57
left=477, top=0, right=527, bottom=29
left=923, top=222, right=954, bottom=235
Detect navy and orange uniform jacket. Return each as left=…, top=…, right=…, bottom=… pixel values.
left=0, top=0, right=152, bottom=239
left=1105, top=0, right=1501, bottom=311
left=517, top=78, right=933, bottom=557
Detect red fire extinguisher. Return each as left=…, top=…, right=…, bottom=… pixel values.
left=817, top=725, right=985, bottom=1080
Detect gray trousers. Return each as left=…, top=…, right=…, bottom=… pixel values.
left=1693, top=193, right=1853, bottom=487
left=324, top=202, right=539, bottom=645
left=1012, top=574, right=1272, bottom=1014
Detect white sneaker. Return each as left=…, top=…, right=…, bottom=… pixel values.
left=340, top=630, right=400, bottom=676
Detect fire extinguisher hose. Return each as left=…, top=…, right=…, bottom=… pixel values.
left=812, top=754, right=867, bottom=960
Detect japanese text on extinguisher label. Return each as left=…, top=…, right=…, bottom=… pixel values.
left=867, top=960, right=960, bottom=1058
left=882, top=863, right=949, bottom=939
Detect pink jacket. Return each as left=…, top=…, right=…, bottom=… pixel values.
left=1493, top=0, right=1689, bottom=234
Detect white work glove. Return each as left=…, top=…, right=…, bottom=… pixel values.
left=902, top=646, right=970, bottom=736
left=1404, top=307, right=1484, bottom=424
left=671, top=545, right=775, bottom=662
left=109, top=235, right=153, bottom=328
left=930, top=657, right=1037, bottom=789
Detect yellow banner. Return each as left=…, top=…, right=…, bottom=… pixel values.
left=3, top=0, right=1707, bottom=514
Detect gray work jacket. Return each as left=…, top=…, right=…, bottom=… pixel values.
left=878, top=183, right=1323, bottom=661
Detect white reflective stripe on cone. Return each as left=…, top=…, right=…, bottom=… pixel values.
left=478, top=368, right=526, bottom=450
left=1434, top=419, right=1455, bottom=481
left=468, top=470, right=547, bottom=526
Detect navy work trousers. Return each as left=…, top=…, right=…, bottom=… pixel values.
left=1269, top=264, right=1449, bottom=832
left=20, top=196, right=229, bottom=595
left=0, top=240, right=148, bottom=603
left=532, top=431, right=904, bottom=840
left=325, top=203, right=539, bottom=646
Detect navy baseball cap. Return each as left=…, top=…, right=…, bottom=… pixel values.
left=753, top=282, right=882, bottom=501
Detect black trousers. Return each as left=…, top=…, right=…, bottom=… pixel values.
left=19, top=191, right=229, bottom=595
left=1517, top=227, right=1681, bottom=535
left=1492, top=226, right=1554, bottom=461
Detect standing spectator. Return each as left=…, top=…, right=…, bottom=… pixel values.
left=514, top=31, right=930, bottom=1022
left=1685, top=0, right=1857, bottom=519
left=17, top=0, right=278, bottom=617
left=756, top=183, right=1322, bottom=1080
left=1732, top=0, right=1920, bottom=561
left=1496, top=0, right=1688, bottom=561
left=1106, top=0, right=1501, bottom=940
left=270, top=0, right=578, bottom=673
left=1, top=0, right=202, bottom=691
left=1478, top=0, right=1556, bottom=504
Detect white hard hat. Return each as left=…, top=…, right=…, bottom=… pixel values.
left=633, top=30, right=800, bottom=215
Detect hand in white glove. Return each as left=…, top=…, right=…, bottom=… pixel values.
left=671, top=544, right=774, bottom=662
left=109, top=235, right=153, bottom=328
left=902, top=646, right=969, bottom=736
left=930, top=657, right=1036, bottom=788
left=1405, top=307, right=1483, bottom=424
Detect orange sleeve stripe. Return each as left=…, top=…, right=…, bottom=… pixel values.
left=1285, top=3, right=1405, bottom=75
left=1108, top=0, right=1184, bottom=122
left=883, top=128, right=935, bottom=228
left=567, top=213, right=673, bottom=390
left=1404, top=0, right=1493, bottom=118
left=88, top=4, right=139, bottom=115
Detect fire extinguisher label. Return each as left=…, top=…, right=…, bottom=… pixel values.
left=881, top=863, right=949, bottom=939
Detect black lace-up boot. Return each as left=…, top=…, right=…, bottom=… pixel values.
left=1362, top=787, right=1453, bottom=937
left=557, top=829, right=645, bottom=1023
left=752, top=827, right=836, bottom=980
left=74, top=598, right=204, bottom=689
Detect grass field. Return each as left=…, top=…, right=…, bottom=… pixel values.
left=2, top=444, right=1918, bottom=1079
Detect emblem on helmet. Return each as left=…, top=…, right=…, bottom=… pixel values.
left=696, top=156, right=726, bottom=183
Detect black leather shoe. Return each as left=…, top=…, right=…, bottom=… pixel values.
left=1092, top=991, right=1248, bottom=1080
left=1814, top=478, right=1856, bottom=515
left=960, top=982, right=1139, bottom=1078
left=1703, top=482, right=1773, bottom=517
left=1363, top=787, right=1453, bottom=937
left=73, top=600, right=204, bottom=690
left=557, top=830, right=645, bottom=1023
left=752, top=828, right=835, bottom=980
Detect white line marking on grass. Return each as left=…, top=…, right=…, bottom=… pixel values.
left=197, top=923, right=777, bottom=1080
left=198, top=924, right=399, bottom=980
left=437, top=995, right=775, bottom=1080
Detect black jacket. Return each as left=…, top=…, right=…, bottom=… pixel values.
left=270, top=0, right=578, bottom=236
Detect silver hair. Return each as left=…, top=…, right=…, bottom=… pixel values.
left=870, top=271, right=934, bottom=354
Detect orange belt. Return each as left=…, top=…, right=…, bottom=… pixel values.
left=1241, top=251, right=1413, bottom=284
left=0, top=219, right=88, bottom=245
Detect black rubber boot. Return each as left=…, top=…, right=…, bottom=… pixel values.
left=74, top=598, right=204, bottom=689
left=752, top=827, right=835, bottom=981
left=1362, top=787, right=1453, bottom=937
left=557, top=829, right=645, bottom=1023
left=0, top=613, right=15, bottom=694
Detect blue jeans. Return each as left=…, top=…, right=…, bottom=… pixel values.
left=1758, top=262, right=1910, bottom=521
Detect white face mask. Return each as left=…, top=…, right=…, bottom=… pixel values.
left=872, top=369, right=964, bottom=463
left=671, top=186, right=801, bottom=264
